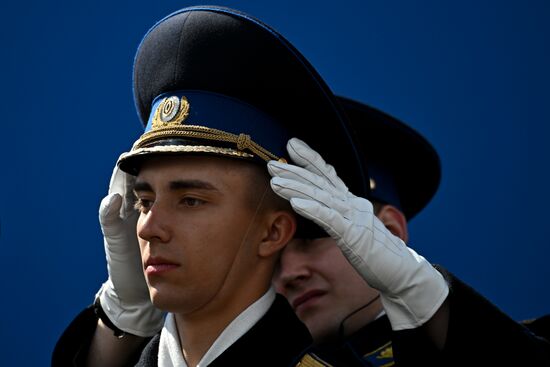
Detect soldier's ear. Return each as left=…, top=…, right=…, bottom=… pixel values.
left=258, top=210, right=297, bottom=258
left=377, top=204, right=409, bottom=243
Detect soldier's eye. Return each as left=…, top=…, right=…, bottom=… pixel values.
left=134, top=198, right=153, bottom=212
left=181, top=197, right=204, bottom=207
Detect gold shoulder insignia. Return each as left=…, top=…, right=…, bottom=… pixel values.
left=363, top=341, right=395, bottom=366
left=379, top=345, right=393, bottom=359
left=295, top=353, right=334, bottom=367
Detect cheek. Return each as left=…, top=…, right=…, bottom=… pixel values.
left=328, top=264, right=378, bottom=311
left=177, top=225, right=237, bottom=276
left=207, top=214, right=253, bottom=250
left=319, top=255, right=363, bottom=296
left=137, top=237, right=148, bottom=258
left=136, top=214, right=148, bottom=241
left=172, top=205, right=258, bottom=277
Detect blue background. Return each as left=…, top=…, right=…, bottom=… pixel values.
left=1, top=1, right=549, bottom=365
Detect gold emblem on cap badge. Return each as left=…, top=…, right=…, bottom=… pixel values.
left=152, top=96, right=190, bottom=129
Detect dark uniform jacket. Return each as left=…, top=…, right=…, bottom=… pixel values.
left=54, top=269, right=550, bottom=366
left=52, top=294, right=312, bottom=367
left=296, top=267, right=550, bottom=366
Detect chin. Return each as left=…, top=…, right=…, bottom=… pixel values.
left=304, top=319, right=340, bottom=345
left=148, top=288, right=169, bottom=310
left=148, top=286, right=183, bottom=312
left=149, top=286, right=210, bottom=315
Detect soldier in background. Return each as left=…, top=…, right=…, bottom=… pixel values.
left=273, top=97, right=550, bottom=365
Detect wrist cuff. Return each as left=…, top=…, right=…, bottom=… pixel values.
left=93, top=297, right=127, bottom=338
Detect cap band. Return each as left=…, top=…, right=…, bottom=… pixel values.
left=118, top=90, right=291, bottom=173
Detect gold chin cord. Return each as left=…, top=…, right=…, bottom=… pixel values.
left=216, top=183, right=272, bottom=291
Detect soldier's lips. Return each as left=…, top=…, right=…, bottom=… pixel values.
left=292, top=289, right=326, bottom=311
left=144, top=256, right=179, bottom=275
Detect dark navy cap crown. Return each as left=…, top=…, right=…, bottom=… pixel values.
left=118, top=6, right=370, bottom=198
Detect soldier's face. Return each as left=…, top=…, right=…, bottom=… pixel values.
left=273, top=237, right=382, bottom=343
left=134, top=155, right=268, bottom=315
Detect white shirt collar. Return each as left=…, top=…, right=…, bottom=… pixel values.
left=158, top=287, right=276, bottom=367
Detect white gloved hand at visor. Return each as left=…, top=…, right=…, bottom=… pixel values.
left=96, top=160, right=164, bottom=337
left=268, top=138, right=448, bottom=330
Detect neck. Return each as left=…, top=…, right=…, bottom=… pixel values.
left=174, top=283, right=271, bottom=366
left=174, top=311, right=232, bottom=367
left=338, top=295, right=384, bottom=339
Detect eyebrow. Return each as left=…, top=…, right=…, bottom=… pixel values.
left=133, top=179, right=219, bottom=193
left=169, top=179, right=218, bottom=192
left=134, top=181, right=153, bottom=192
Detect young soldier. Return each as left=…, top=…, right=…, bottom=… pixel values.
left=52, top=6, right=370, bottom=367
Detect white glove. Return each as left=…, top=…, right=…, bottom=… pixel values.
left=268, top=138, right=449, bottom=330
left=96, top=161, right=164, bottom=337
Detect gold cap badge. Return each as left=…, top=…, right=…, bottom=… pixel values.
left=152, top=96, right=190, bottom=129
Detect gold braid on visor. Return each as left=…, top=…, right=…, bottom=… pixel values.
left=131, top=124, right=283, bottom=163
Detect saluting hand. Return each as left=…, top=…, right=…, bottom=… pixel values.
left=268, top=138, right=448, bottom=330
left=96, top=160, right=164, bottom=337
